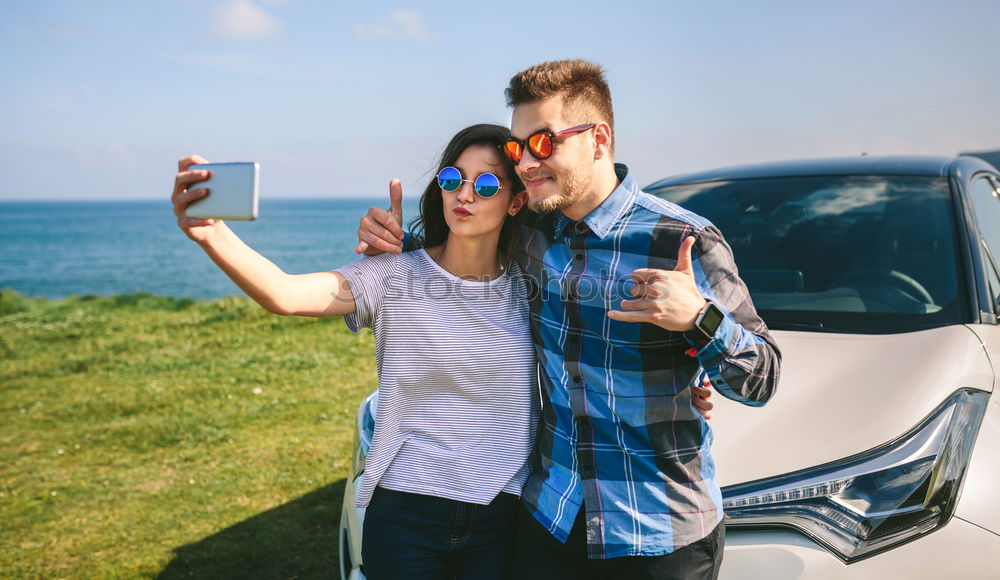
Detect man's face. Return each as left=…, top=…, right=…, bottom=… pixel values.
left=509, top=96, right=595, bottom=215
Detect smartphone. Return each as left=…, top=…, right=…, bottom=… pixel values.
left=185, top=162, right=260, bottom=221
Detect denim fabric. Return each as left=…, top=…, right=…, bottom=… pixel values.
left=510, top=502, right=725, bottom=580
left=361, top=486, right=518, bottom=580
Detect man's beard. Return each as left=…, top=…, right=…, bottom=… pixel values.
left=525, top=163, right=591, bottom=214
left=528, top=188, right=575, bottom=214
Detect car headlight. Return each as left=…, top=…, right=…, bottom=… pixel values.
left=722, top=388, right=989, bottom=563
left=351, top=392, right=378, bottom=481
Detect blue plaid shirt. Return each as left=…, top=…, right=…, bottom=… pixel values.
left=514, top=164, right=780, bottom=559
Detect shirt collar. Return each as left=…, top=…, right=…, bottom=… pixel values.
left=551, top=163, right=637, bottom=240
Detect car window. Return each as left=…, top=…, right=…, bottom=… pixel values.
left=969, top=177, right=1000, bottom=312
left=649, top=175, right=966, bottom=334
left=983, top=254, right=1000, bottom=315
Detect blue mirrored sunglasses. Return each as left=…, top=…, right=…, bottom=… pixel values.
left=437, top=166, right=505, bottom=198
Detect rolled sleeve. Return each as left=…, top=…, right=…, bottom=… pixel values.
left=689, top=227, right=781, bottom=405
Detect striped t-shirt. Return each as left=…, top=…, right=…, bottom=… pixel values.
left=337, top=249, right=538, bottom=507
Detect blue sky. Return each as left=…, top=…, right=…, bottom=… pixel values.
left=2, top=0, right=999, bottom=200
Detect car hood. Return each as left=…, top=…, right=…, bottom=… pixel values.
left=711, top=325, right=993, bottom=486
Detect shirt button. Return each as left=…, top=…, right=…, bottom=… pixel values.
left=578, top=417, right=592, bottom=434
left=580, top=464, right=595, bottom=478
left=574, top=253, right=584, bottom=261
left=575, top=222, right=588, bottom=234
left=572, top=375, right=582, bottom=384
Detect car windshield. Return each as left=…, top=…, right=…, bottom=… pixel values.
left=649, top=175, right=966, bottom=334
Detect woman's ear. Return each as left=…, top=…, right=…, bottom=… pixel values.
left=508, top=190, right=527, bottom=215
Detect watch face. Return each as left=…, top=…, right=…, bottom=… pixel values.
left=699, top=303, right=724, bottom=337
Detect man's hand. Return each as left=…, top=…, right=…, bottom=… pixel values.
left=355, top=179, right=405, bottom=255
left=607, top=236, right=708, bottom=332
left=691, top=379, right=714, bottom=420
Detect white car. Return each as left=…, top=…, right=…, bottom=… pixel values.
left=340, top=155, right=1000, bottom=579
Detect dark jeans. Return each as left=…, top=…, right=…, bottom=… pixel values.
left=509, top=502, right=725, bottom=580
left=361, top=486, right=518, bottom=580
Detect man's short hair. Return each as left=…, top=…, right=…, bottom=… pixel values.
left=505, top=59, right=614, bottom=151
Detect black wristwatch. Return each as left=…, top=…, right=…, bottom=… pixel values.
left=692, top=302, right=724, bottom=341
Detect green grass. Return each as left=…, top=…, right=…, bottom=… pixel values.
left=0, top=289, right=375, bottom=579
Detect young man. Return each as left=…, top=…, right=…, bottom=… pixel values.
left=357, top=59, right=780, bottom=579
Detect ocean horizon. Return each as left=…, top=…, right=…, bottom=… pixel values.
left=0, top=198, right=420, bottom=300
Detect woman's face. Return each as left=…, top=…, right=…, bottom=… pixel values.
left=441, top=144, right=526, bottom=241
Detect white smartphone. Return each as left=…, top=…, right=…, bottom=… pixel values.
left=185, top=162, right=260, bottom=221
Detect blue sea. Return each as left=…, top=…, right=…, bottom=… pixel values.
left=0, top=199, right=420, bottom=300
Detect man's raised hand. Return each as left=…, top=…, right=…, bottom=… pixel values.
left=355, top=179, right=405, bottom=255
left=607, top=236, right=708, bottom=332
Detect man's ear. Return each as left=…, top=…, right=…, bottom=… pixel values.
left=593, top=122, right=612, bottom=161
left=509, top=190, right=528, bottom=215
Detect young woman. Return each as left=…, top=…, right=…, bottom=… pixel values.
left=171, top=124, right=536, bottom=580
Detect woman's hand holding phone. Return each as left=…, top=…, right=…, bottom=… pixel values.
left=172, top=154, right=224, bottom=244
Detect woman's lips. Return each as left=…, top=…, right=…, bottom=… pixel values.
left=453, top=207, right=472, bottom=217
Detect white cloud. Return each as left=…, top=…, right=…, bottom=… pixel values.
left=354, top=10, right=434, bottom=42
left=214, top=0, right=282, bottom=40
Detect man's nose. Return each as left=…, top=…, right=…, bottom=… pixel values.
left=516, top=148, right=542, bottom=171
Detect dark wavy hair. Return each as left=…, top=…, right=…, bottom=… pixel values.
left=409, top=123, right=526, bottom=258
